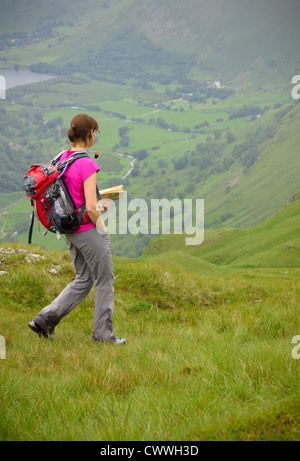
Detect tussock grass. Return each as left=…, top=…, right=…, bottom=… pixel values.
left=0, top=242, right=299, bottom=440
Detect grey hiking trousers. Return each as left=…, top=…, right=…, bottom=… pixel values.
left=33, top=227, right=115, bottom=341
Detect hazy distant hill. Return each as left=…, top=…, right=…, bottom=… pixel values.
left=1, top=0, right=299, bottom=87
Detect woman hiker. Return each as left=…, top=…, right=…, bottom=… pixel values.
left=28, top=113, right=127, bottom=345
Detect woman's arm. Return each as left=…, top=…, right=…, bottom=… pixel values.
left=84, top=172, right=107, bottom=232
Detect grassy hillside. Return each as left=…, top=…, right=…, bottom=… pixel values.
left=0, top=240, right=299, bottom=440
left=1, top=201, right=300, bottom=440
left=141, top=191, right=300, bottom=270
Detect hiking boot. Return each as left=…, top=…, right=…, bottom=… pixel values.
left=28, top=320, right=55, bottom=340
left=93, top=335, right=127, bottom=345
left=112, top=337, right=127, bottom=345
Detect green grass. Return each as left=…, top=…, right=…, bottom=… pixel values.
left=99, top=100, right=155, bottom=118
left=0, top=241, right=299, bottom=440
left=141, top=108, right=230, bottom=129
left=0, top=192, right=24, bottom=211
left=142, top=193, right=300, bottom=269
left=123, top=124, right=186, bottom=151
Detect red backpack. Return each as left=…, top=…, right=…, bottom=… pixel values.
left=22, top=151, right=100, bottom=244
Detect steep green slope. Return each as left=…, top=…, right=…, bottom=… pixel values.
left=202, top=101, right=300, bottom=228
left=141, top=191, right=300, bottom=268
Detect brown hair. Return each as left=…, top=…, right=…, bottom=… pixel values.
left=68, top=113, right=99, bottom=145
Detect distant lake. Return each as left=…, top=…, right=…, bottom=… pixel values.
left=0, top=69, right=55, bottom=90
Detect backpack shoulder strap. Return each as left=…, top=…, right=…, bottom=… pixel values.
left=52, top=149, right=100, bottom=165
left=51, top=150, right=66, bottom=165
left=57, top=152, right=90, bottom=168
left=51, top=150, right=90, bottom=166
left=55, top=153, right=90, bottom=178
left=96, top=185, right=101, bottom=200
left=65, top=152, right=90, bottom=164
left=28, top=200, right=35, bottom=244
